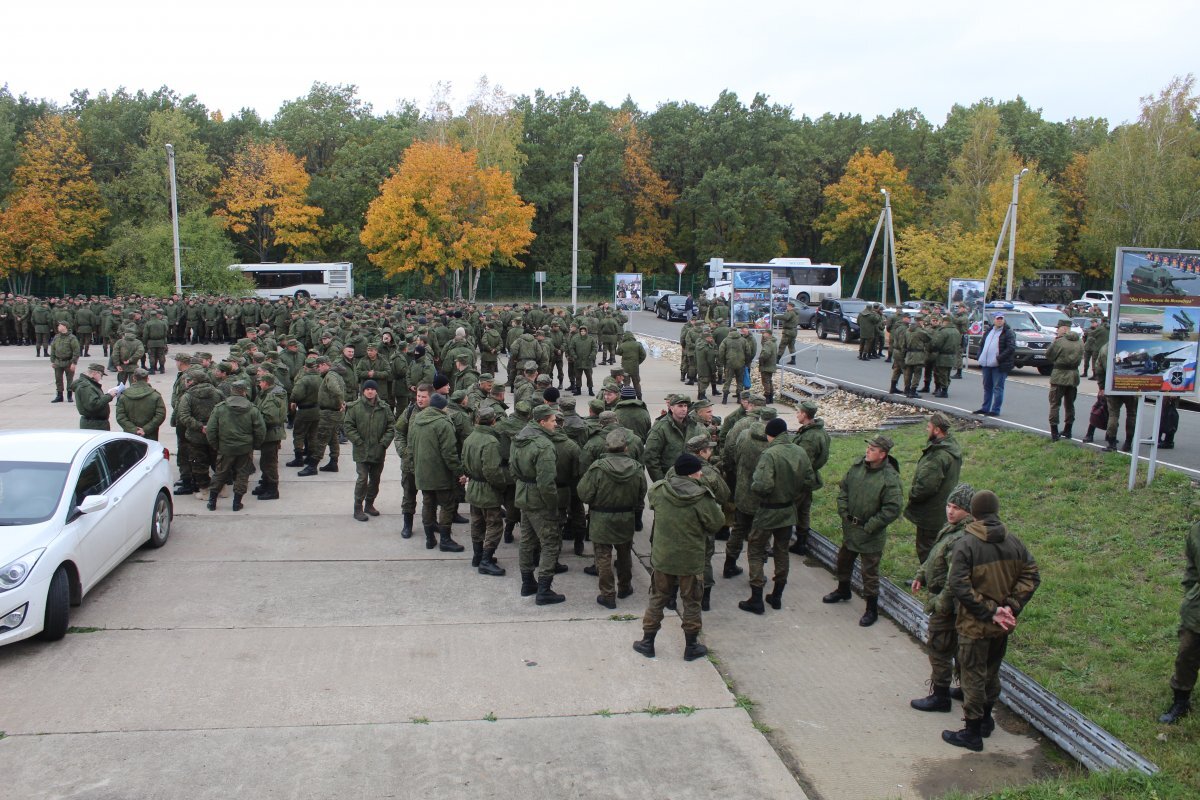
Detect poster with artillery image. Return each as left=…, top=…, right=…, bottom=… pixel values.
left=732, top=269, right=773, bottom=329
left=1106, top=248, right=1200, bottom=395
left=614, top=273, right=643, bottom=313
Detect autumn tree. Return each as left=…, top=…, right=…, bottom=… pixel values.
left=613, top=112, right=676, bottom=271
left=815, top=147, right=921, bottom=270
left=213, top=139, right=322, bottom=261
left=360, top=141, right=535, bottom=299
left=0, top=114, right=107, bottom=293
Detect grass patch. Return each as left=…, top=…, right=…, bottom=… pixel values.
left=944, top=769, right=1193, bottom=800
left=734, top=694, right=755, bottom=712
left=65, top=626, right=104, bottom=634
left=753, top=720, right=774, bottom=734
left=643, top=705, right=695, bottom=716
left=593, top=709, right=613, bottom=717
left=410, top=717, right=429, bottom=725
left=483, top=712, right=497, bottom=722
left=813, top=424, right=1200, bottom=793
left=608, top=614, right=638, bottom=621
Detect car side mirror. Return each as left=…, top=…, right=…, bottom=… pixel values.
left=77, top=495, right=109, bottom=515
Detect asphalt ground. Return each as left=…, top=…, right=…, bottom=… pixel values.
left=0, top=340, right=1053, bottom=800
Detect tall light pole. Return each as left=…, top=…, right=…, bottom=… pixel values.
left=1004, top=167, right=1029, bottom=301
left=165, top=144, right=182, bottom=295
left=571, top=154, right=583, bottom=314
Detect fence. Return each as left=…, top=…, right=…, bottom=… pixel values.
left=359, top=269, right=706, bottom=304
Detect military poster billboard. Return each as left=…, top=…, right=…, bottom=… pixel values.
left=1106, top=248, right=1200, bottom=395
left=614, top=273, right=643, bottom=313
left=731, top=269, right=773, bottom=330
left=948, top=278, right=987, bottom=311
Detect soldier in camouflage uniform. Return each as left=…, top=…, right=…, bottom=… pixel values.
left=577, top=429, right=647, bottom=608
left=513, top=405, right=567, bottom=604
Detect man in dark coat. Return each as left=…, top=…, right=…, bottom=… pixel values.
left=904, top=412, right=963, bottom=563
left=72, top=363, right=117, bottom=430
left=577, top=430, right=647, bottom=608
left=974, top=313, right=1016, bottom=417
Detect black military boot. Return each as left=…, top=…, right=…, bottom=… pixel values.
left=257, top=481, right=279, bottom=500
left=452, top=510, right=469, bottom=524
left=766, top=579, right=786, bottom=610
left=206, top=489, right=219, bottom=511
left=1083, top=426, right=1096, bottom=444
left=51, top=392, right=63, bottom=403
left=683, top=633, right=708, bottom=661
left=738, top=586, right=765, bottom=614
left=632, top=631, right=656, bottom=658
left=353, top=501, right=368, bottom=522
left=953, top=368, right=963, bottom=379
left=174, top=480, right=197, bottom=496
left=859, top=596, right=879, bottom=627
left=503, top=520, right=516, bottom=543
left=722, top=392, right=729, bottom=404
left=789, top=529, right=809, bottom=555
left=911, top=684, right=952, bottom=712
left=596, top=594, right=616, bottom=609
left=573, top=535, right=585, bottom=557
left=479, top=548, right=505, bottom=576
left=553, top=562, right=569, bottom=574
left=942, top=718, right=984, bottom=752
left=1121, top=434, right=1134, bottom=452
left=400, top=513, right=414, bottom=539
left=722, top=555, right=743, bottom=578
left=822, top=581, right=851, bottom=603
left=424, top=524, right=437, bottom=550
left=888, top=382, right=899, bottom=394
left=949, top=686, right=964, bottom=700
left=284, top=450, right=305, bottom=467
left=364, top=500, right=379, bottom=516
left=438, top=525, right=464, bottom=552
left=920, top=381, right=931, bottom=393
left=319, top=458, right=338, bottom=472
left=535, top=575, right=565, bottom=605
left=1061, top=423, right=1073, bottom=441
left=1159, top=689, right=1191, bottom=724
left=715, top=526, right=730, bottom=541
left=1050, top=424, right=1060, bottom=442
left=520, top=571, right=538, bottom=597
left=701, top=586, right=712, bottom=611
left=297, top=458, right=318, bottom=477
left=1104, top=438, right=1118, bottom=452
left=471, top=540, right=484, bottom=567
left=981, top=703, right=997, bottom=737
left=635, top=511, right=643, bottom=532
left=252, top=479, right=265, bottom=495
left=66, top=391, right=73, bottom=402
left=584, top=563, right=598, bottom=576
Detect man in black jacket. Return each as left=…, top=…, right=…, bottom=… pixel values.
left=973, top=313, right=1015, bottom=417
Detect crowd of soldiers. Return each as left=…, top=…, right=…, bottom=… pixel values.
left=16, top=289, right=1196, bottom=742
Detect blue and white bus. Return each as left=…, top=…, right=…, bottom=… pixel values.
left=230, top=262, right=354, bottom=300
left=703, top=257, right=842, bottom=308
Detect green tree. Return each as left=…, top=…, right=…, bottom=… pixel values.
left=112, top=108, right=219, bottom=223
left=816, top=147, right=922, bottom=269
left=106, top=211, right=246, bottom=295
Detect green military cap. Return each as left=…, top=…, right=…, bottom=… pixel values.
left=258, top=373, right=276, bottom=386
left=588, top=398, right=606, bottom=413
left=122, top=325, right=136, bottom=334
left=522, top=360, right=539, bottom=371
left=605, top=429, right=628, bottom=452
left=133, top=367, right=149, bottom=379
left=702, top=327, right=713, bottom=335
left=947, top=482, right=975, bottom=511
left=748, top=393, right=767, bottom=406
left=475, top=407, right=497, bottom=424
left=367, top=341, right=380, bottom=350
left=450, top=389, right=469, bottom=403
left=258, top=323, right=270, bottom=331
left=250, top=352, right=267, bottom=363
left=173, top=351, right=192, bottom=363
left=665, top=393, right=691, bottom=406
left=929, top=410, right=953, bottom=431
left=685, top=434, right=713, bottom=453
left=85, top=362, right=108, bottom=375
left=598, top=410, right=618, bottom=424
left=214, top=361, right=233, bottom=373
left=532, top=404, right=555, bottom=421
left=558, top=396, right=577, bottom=410
left=230, top=380, right=250, bottom=392
left=539, top=326, right=550, bottom=333
left=692, top=398, right=712, bottom=411
left=490, top=383, right=506, bottom=396
left=514, top=400, right=532, bottom=416
left=757, top=407, right=777, bottom=420
left=189, top=355, right=205, bottom=365
left=610, top=368, right=626, bottom=377
left=314, top=356, right=330, bottom=365
left=195, top=352, right=213, bottom=360
left=865, top=434, right=895, bottom=451
left=601, top=381, right=620, bottom=393
left=800, top=400, right=819, bottom=416
left=535, top=373, right=552, bottom=385
left=478, top=373, right=494, bottom=382
left=185, top=367, right=207, bottom=380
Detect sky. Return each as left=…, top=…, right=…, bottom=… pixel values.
left=4, top=1, right=1196, bottom=127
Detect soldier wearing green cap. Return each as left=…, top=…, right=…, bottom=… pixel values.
left=116, top=368, right=166, bottom=441
left=789, top=400, right=830, bottom=555
left=253, top=371, right=288, bottom=501
left=73, top=363, right=117, bottom=430
left=462, top=406, right=508, bottom=576
left=578, top=429, right=647, bottom=608
left=905, top=411, right=963, bottom=562
left=644, top=394, right=704, bottom=483
left=49, top=321, right=81, bottom=403
left=205, top=381, right=266, bottom=512
left=112, top=326, right=145, bottom=386
left=513, top=404, right=567, bottom=604
left=823, top=434, right=903, bottom=627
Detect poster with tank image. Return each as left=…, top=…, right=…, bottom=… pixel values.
left=1107, top=248, right=1200, bottom=395
left=614, top=273, right=643, bottom=313
left=732, top=269, right=773, bottom=330
left=771, top=277, right=791, bottom=316
left=948, top=278, right=987, bottom=311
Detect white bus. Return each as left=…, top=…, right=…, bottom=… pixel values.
left=704, top=257, right=842, bottom=308
left=230, top=262, right=354, bottom=300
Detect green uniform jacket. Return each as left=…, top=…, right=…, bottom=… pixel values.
left=914, top=516, right=973, bottom=622
left=568, top=334, right=598, bottom=367
left=115, top=383, right=166, bottom=440
left=648, top=474, right=724, bottom=576
left=758, top=337, right=778, bottom=373
left=1179, top=521, right=1200, bottom=633
left=511, top=423, right=559, bottom=513
left=777, top=310, right=798, bottom=333
left=143, top=318, right=168, bottom=348
left=463, top=426, right=508, bottom=509
left=696, top=340, right=717, bottom=380
left=949, top=514, right=1040, bottom=639
left=750, top=438, right=815, bottom=529
left=904, top=325, right=930, bottom=367
left=580, top=425, right=643, bottom=472
left=836, top=455, right=903, bottom=554
left=793, top=419, right=831, bottom=489
left=613, top=399, right=652, bottom=441
left=643, top=414, right=704, bottom=482
left=344, top=396, right=396, bottom=463
left=890, top=324, right=908, bottom=362
left=355, top=357, right=392, bottom=402
left=256, top=385, right=290, bottom=445
left=858, top=311, right=877, bottom=341
left=903, top=433, right=963, bottom=529
left=550, top=431, right=581, bottom=508
left=617, top=333, right=647, bottom=374
left=318, top=370, right=346, bottom=410
left=177, top=382, right=224, bottom=445
left=1047, top=331, right=1083, bottom=386
left=72, top=376, right=113, bottom=430
left=112, top=334, right=145, bottom=370
left=50, top=333, right=81, bottom=367
left=933, top=325, right=959, bottom=366
left=733, top=424, right=771, bottom=513
left=577, top=454, right=647, bottom=545
left=206, top=395, right=266, bottom=456
left=410, top=407, right=463, bottom=491
left=718, top=331, right=747, bottom=370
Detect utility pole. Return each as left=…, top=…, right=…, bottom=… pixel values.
left=1004, top=168, right=1029, bottom=301
left=571, top=154, right=583, bottom=313
left=165, top=144, right=182, bottom=295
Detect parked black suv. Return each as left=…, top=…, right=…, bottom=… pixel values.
left=815, top=298, right=869, bottom=343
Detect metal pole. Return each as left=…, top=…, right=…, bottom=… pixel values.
left=982, top=208, right=1012, bottom=302
left=1147, top=399, right=1164, bottom=485
left=572, top=154, right=583, bottom=314
left=887, top=204, right=902, bottom=307
left=165, top=144, right=182, bottom=295
left=852, top=207, right=887, bottom=298
left=1005, top=168, right=1029, bottom=301
left=1127, top=396, right=1145, bottom=491
left=880, top=190, right=890, bottom=306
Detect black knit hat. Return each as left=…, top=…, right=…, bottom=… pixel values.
left=971, top=490, right=1000, bottom=517
left=675, top=453, right=704, bottom=476
left=765, top=417, right=787, bottom=437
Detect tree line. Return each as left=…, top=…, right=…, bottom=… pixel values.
left=0, top=74, right=1197, bottom=299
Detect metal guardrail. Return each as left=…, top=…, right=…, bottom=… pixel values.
left=806, top=529, right=1158, bottom=775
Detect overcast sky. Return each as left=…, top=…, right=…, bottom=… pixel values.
left=4, top=1, right=1194, bottom=128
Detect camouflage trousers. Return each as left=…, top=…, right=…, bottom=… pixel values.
left=147, top=346, right=167, bottom=372
left=517, top=508, right=562, bottom=580
left=353, top=461, right=384, bottom=504
left=593, top=542, right=633, bottom=601
left=292, top=411, right=320, bottom=456
left=927, top=611, right=959, bottom=688
left=780, top=331, right=796, bottom=357
left=760, top=370, right=774, bottom=398
left=420, top=487, right=456, bottom=528
left=795, top=490, right=814, bottom=538
left=212, top=452, right=255, bottom=496
left=53, top=364, right=75, bottom=394
left=1105, top=395, right=1137, bottom=441
left=835, top=546, right=881, bottom=598
left=469, top=505, right=503, bottom=550
left=311, top=410, right=343, bottom=462
left=643, top=570, right=702, bottom=635
left=258, top=442, right=280, bottom=485
left=748, top=526, right=792, bottom=588
left=1170, top=626, right=1200, bottom=692
left=726, top=510, right=754, bottom=562
left=185, top=440, right=215, bottom=488
left=958, top=634, right=1009, bottom=720
left=1048, top=384, right=1077, bottom=426
left=704, top=531, right=716, bottom=588
left=400, top=469, right=418, bottom=515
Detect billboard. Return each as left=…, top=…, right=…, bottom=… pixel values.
left=771, top=276, right=791, bottom=317
left=1106, top=248, right=1200, bottom=395
left=948, top=278, right=987, bottom=311
left=731, top=269, right=773, bottom=330
left=614, top=273, right=643, bottom=313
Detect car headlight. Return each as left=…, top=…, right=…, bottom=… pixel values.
left=0, top=549, right=45, bottom=592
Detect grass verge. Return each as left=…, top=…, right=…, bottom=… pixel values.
left=811, top=423, right=1199, bottom=796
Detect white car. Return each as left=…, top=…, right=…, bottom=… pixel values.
left=0, top=430, right=173, bottom=646
left=1024, top=307, right=1083, bottom=336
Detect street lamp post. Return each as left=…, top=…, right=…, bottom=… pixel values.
left=165, top=144, right=182, bottom=295
left=1004, top=168, right=1029, bottom=301
left=571, top=154, right=583, bottom=314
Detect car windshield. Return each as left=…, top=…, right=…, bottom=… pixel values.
left=1028, top=310, right=1070, bottom=327
left=0, top=461, right=71, bottom=525
left=1002, top=314, right=1040, bottom=332
left=840, top=301, right=869, bottom=314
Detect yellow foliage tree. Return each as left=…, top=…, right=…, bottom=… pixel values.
left=816, top=148, right=921, bottom=265
left=361, top=141, right=535, bottom=296
left=613, top=112, right=677, bottom=270
left=895, top=223, right=995, bottom=300
left=0, top=114, right=107, bottom=293
left=213, top=140, right=323, bottom=261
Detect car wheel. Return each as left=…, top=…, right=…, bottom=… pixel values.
left=1036, top=365, right=1053, bottom=376
left=816, top=320, right=827, bottom=339
left=839, top=324, right=850, bottom=343
left=797, top=292, right=810, bottom=305
left=147, top=490, right=172, bottom=549
left=40, top=566, right=70, bottom=642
